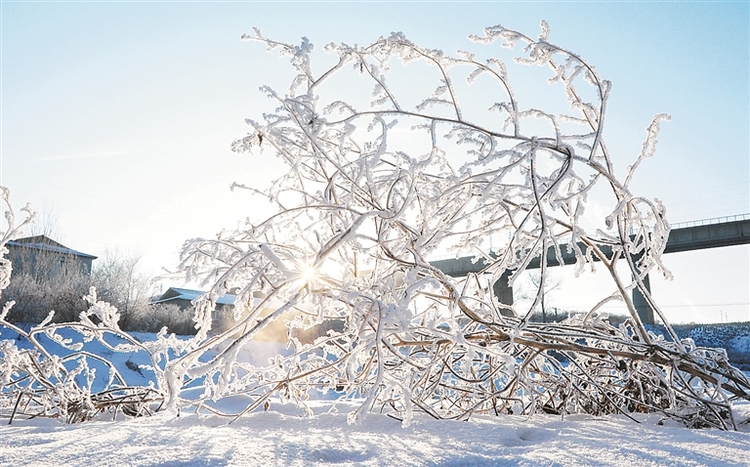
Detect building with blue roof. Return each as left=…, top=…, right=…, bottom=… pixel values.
left=150, top=286, right=237, bottom=311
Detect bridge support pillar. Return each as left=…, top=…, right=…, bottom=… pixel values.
left=492, top=270, right=514, bottom=316
left=632, top=272, right=655, bottom=325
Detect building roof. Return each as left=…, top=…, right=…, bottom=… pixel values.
left=151, top=287, right=237, bottom=307
left=7, top=235, right=98, bottom=259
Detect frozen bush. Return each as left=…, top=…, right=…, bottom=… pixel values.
left=166, top=22, right=749, bottom=429
left=1, top=21, right=749, bottom=429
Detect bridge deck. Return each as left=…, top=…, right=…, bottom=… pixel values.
left=431, top=218, right=750, bottom=277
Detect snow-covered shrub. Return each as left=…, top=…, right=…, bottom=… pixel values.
left=0, top=190, right=172, bottom=423
left=119, top=303, right=195, bottom=335
left=165, top=22, right=749, bottom=429
left=0, top=268, right=90, bottom=324
left=1, top=21, right=748, bottom=430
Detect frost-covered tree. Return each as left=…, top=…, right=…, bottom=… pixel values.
left=1, top=22, right=748, bottom=429
left=91, top=250, right=152, bottom=330
left=169, top=22, right=750, bottom=428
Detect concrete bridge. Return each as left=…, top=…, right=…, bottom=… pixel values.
left=430, top=214, right=750, bottom=324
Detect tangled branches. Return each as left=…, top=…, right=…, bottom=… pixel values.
left=0, top=298, right=165, bottom=424
left=0, top=190, right=167, bottom=423
left=1, top=22, right=748, bottom=429
left=168, top=22, right=750, bottom=429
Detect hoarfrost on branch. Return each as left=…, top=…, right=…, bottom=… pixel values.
left=1, top=22, right=748, bottom=429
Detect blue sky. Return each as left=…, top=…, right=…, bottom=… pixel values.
left=1, top=1, right=748, bottom=322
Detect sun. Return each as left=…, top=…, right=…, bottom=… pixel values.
left=299, top=264, right=318, bottom=284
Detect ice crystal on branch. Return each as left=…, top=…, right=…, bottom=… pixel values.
left=166, top=21, right=750, bottom=429
left=1, top=21, right=748, bottom=429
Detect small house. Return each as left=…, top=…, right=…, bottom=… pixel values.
left=6, top=235, right=97, bottom=279
left=150, top=286, right=237, bottom=312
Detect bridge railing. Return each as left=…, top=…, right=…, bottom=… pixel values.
left=671, top=213, right=750, bottom=229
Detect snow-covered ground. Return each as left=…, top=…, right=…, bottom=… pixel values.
left=1, top=398, right=749, bottom=466
left=2, top=326, right=749, bottom=466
